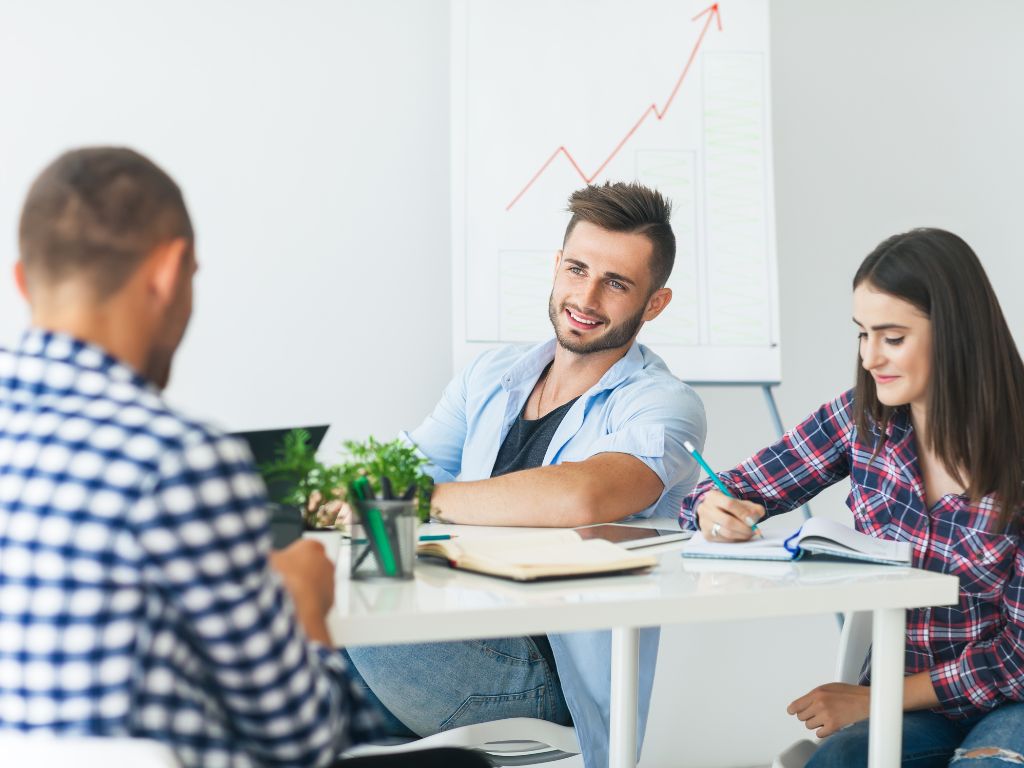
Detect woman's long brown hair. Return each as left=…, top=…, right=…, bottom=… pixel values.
left=853, top=228, right=1024, bottom=532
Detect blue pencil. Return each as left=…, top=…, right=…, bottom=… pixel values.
left=683, top=440, right=762, bottom=536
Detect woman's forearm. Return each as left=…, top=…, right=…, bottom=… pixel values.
left=903, top=670, right=941, bottom=710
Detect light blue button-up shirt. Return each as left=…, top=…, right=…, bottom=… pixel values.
left=403, top=339, right=706, bottom=768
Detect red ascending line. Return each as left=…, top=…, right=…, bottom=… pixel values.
left=505, top=2, right=723, bottom=211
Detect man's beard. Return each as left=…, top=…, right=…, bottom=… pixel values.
left=548, top=292, right=646, bottom=355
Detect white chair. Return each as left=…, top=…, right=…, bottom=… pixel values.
left=0, top=732, right=181, bottom=767
left=343, top=718, right=580, bottom=765
left=772, top=611, right=874, bottom=768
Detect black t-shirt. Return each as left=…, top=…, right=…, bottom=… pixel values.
left=491, top=397, right=580, bottom=479
left=490, top=381, right=580, bottom=677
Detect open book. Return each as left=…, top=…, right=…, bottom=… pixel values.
left=417, top=530, right=657, bottom=581
left=681, top=517, right=912, bottom=566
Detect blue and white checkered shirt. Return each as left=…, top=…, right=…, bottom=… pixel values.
left=0, top=329, right=380, bottom=766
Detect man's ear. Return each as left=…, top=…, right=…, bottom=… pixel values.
left=13, top=261, right=30, bottom=302
left=643, top=287, right=673, bottom=322
left=146, top=238, right=190, bottom=310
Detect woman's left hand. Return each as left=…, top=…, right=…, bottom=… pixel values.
left=787, top=683, right=871, bottom=737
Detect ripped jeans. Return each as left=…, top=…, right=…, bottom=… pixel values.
left=808, top=701, right=1024, bottom=767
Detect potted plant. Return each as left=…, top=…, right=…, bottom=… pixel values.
left=260, top=429, right=433, bottom=525
left=260, top=430, right=434, bottom=578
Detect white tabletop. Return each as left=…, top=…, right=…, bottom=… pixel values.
left=325, top=530, right=959, bottom=647
left=317, top=525, right=959, bottom=768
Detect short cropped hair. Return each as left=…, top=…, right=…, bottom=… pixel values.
left=563, top=181, right=675, bottom=290
left=19, top=147, right=193, bottom=298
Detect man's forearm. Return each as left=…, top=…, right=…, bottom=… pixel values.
left=430, top=456, right=662, bottom=526
left=430, top=469, right=593, bottom=526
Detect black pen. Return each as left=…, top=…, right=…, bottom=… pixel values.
left=381, top=476, right=394, bottom=500
left=356, top=475, right=376, bottom=499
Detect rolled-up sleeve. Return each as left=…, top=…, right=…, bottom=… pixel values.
left=583, top=380, right=706, bottom=519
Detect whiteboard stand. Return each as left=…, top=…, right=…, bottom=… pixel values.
left=761, top=383, right=813, bottom=521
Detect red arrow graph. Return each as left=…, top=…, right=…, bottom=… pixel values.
left=505, top=3, right=723, bottom=211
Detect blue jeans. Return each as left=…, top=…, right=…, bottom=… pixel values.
left=807, top=702, right=1024, bottom=767
left=342, top=637, right=573, bottom=738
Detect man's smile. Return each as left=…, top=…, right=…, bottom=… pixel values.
left=565, top=307, right=604, bottom=331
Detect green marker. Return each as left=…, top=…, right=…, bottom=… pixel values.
left=353, top=476, right=398, bottom=576
left=683, top=440, right=762, bottom=536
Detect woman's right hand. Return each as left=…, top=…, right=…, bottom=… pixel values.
left=696, top=490, right=766, bottom=542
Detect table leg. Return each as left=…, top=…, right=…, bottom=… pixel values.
left=868, top=607, right=906, bottom=768
left=610, top=627, right=639, bottom=768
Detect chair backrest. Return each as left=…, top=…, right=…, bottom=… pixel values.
left=835, top=610, right=873, bottom=684
left=0, top=732, right=181, bottom=767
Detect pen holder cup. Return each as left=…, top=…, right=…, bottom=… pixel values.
left=350, top=499, right=418, bottom=580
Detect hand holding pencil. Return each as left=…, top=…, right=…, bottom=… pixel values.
left=683, top=440, right=765, bottom=542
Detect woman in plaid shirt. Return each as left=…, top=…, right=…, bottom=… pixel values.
left=680, top=228, right=1024, bottom=766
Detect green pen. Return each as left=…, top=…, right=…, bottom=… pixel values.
left=353, top=476, right=398, bottom=576
left=683, top=440, right=762, bottom=537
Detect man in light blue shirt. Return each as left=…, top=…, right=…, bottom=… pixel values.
left=345, top=182, right=706, bottom=767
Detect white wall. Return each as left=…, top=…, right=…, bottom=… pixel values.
left=0, top=0, right=453, bottom=453
left=3, top=2, right=1024, bottom=766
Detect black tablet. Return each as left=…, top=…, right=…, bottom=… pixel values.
left=575, top=523, right=693, bottom=549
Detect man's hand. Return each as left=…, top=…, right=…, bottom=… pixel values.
left=787, top=683, right=871, bottom=738
left=269, top=539, right=335, bottom=644
left=695, top=490, right=765, bottom=542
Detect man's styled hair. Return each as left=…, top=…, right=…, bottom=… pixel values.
left=563, top=181, right=675, bottom=290
left=19, top=147, right=193, bottom=299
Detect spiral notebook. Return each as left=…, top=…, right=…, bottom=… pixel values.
left=680, top=517, right=912, bottom=566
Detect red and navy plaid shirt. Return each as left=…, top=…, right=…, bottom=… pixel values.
left=679, top=389, right=1024, bottom=719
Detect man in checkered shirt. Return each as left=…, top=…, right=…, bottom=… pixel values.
left=0, top=148, right=389, bottom=766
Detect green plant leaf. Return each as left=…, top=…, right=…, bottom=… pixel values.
left=258, top=430, right=435, bottom=526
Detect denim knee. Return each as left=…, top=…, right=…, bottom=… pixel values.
left=806, top=725, right=869, bottom=768
left=953, top=700, right=1024, bottom=766
left=344, top=639, right=557, bottom=738
left=951, top=746, right=1024, bottom=766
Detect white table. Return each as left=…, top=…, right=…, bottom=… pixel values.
left=324, top=532, right=958, bottom=768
